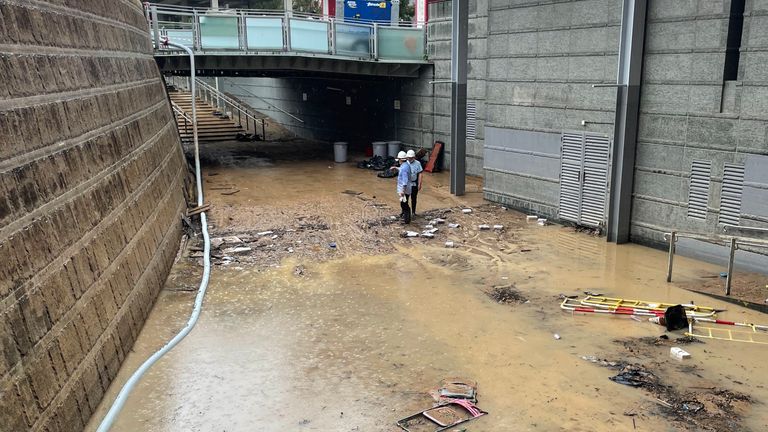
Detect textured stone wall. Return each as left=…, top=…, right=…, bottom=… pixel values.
left=0, top=1, right=186, bottom=430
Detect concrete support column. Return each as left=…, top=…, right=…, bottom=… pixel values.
left=391, top=0, right=400, bottom=25
left=607, top=0, right=647, bottom=243
left=450, top=0, right=468, bottom=196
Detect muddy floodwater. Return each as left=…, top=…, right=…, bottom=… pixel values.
left=87, top=141, right=768, bottom=432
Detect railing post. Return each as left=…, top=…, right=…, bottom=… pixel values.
left=193, top=10, right=201, bottom=51
left=666, top=232, right=676, bottom=283
left=725, top=237, right=737, bottom=296
left=262, top=119, right=266, bottom=141
left=284, top=13, right=291, bottom=51
left=151, top=6, right=160, bottom=49
left=238, top=12, right=246, bottom=51
left=330, top=18, right=336, bottom=55
left=373, top=23, right=379, bottom=60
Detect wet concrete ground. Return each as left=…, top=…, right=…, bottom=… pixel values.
left=87, top=141, right=768, bottom=432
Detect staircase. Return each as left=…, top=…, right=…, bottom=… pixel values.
left=168, top=89, right=244, bottom=142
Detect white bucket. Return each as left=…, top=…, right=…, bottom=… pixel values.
left=333, top=141, right=348, bottom=163
left=387, top=141, right=401, bottom=158
left=372, top=141, right=387, bottom=158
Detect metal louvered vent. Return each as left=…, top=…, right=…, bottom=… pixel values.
left=687, top=160, right=712, bottom=220
left=558, top=132, right=610, bottom=227
left=719, top=163, right=745, bottom=226
left=558, top=132, right=584, bottom=223
left=466, top=102, right=477, bottom=140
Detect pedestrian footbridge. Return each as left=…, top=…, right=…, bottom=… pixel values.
left=146, top=3, right=429, bottom=78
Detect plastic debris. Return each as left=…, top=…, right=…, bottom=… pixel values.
left=425, top=224, right=435, bottom=229
left=270, top=235, right=278, bottom=240
left=493, top=224, right=503, bottom=230
left=462, top=208, right=472, bottom=214
left=537, top=218, right=547, bottom=226
left=432, top=218, right=446, bottom=224
left=445, top=241, right=455, bottom=248
left=553, top=333, right=561, bottom=340
left=257, top=231, right=274, bottom=236
left=478, top=224, right=490, bottom=230
left=526, top=215, right=538, bottom=222
left=448, top=223, right=460, bottom=228
left=421, top=232, right=435, bottom=238
left=404, top=231, right=419, bottom=237
left=670, top=347, right=691, bottom=360
left=329, top=242, right=337, bottom=248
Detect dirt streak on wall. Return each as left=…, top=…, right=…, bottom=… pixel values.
left=0, top=0, right=186, bottom=430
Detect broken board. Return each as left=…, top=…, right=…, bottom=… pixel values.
left=396, top=400, right=487, bottom=431
left=424, top=142, right=443, bottom=173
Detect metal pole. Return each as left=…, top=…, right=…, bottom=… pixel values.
left=151, top=6, right=160, bottom=49
left=449, top=0, right=468, bottom=196
left=262, top=119, right=266, bottom=140
left=284, top=13, right=291, bottom=51
left=607, top=0, right=647, bottom=243
left=666, top=232, right=676, bottom=282
left=373, top=23, right=379, bottom=59
left=335, top=0, right=344, bottom=21
left=725, top=237, right=737, bottom=296
left=215, top=77, right=221, bottom=110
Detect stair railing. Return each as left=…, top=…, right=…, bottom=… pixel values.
left=170, top=100, right=193, bottom=141
left=196, top=78, right=266, bottom=139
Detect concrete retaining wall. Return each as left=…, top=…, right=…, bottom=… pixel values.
left=0, top=1, right=186, bottom=430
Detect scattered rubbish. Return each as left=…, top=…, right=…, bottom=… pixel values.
left=526, top=215, right=538, bottom=222
left=271, top=235, right=278, bottom=240
left=221, top=189, right=240, bottom=195
left=425, top=228, right=439, bottom=234
left=478, top=224, right=490, bottom=230
left=341, top=190, right=363, bottom=195
left=186, top=203, right=211, bottom=217
left=396, top=399, right=487, bottom=432
left=537, top=218, right=547, bottom=226
left=670, top=347, right=691, bottom=360
left=720, top=272, right=728, bottom=278
left=431, top=218, right=446, bottom=224
left=390, top=216, right=398, bottom=220
left=293, top=265, right=305, bottom=276
left=430, top=378, right=478, bottom=403
left=486, top=285, right=527, bottom=305
left=425, top=224, right=435, bottom=229
left=402, top=231, right=420, bottom=238
left=422, top=233, right=435, bottom=239
left=220, top=236, right=242, bottom=244
left=520, top=248, right=532, bottom=252
left=462, top=208, right=472, bottom=214
left=328, top=242, right=337, bottom=248
left=583, top=291, right=603, bottom=296
left=448, top=223, right=460, bottom=228
left=558, top=294, right=578, bottom=300
left=609, top=364, right=658, bottom=388
left=680, top=401, right=704, bottom=413
left=257, top=231, right=274, bottom=236
left=445, top=241, right=455, bottom=248
left=492, top=224, right=503, bottom=230
left=287, top=247, right=294, bottom=253
left=553, top=333, right=561, bottom=340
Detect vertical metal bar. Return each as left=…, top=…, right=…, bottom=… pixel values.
left=262, top=120, right=266, bottom=140
left=666, top=232, right=676, bottom=282
left=449, top=0, right=468, bottom=196
left=725, top=237, right=737, bottom=296
left=193, top=10, right=201, bottom=51
left=335, top=0, right=344, bottom=21
left=373, top=23, right=379, bottom=59
left=215, top=77, right=221, bottom=110
left=151, top=6, right=160, bottom=49
left=607, top=0, right=647, bottom=243
left=284, top=14, right=291, bottom=51
left=331, top=19, right=337, bottom=55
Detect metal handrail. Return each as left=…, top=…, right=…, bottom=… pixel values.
left=664, top=230, right=768, bottom=296
left=170, top=101, right=193, bottom=140
left=145, top=2, right=427, bottom=61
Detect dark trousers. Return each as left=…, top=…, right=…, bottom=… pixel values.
left=400, top=196, right=411, bottom=224
left=409, top=184, right=419, bottom=215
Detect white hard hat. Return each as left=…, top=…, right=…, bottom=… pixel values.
left=397, top=151, right=407, bottom=159
left=406, top=150, right=416, bottom=158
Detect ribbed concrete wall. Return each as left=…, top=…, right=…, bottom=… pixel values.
left=631, top=0, right=768, bottom=245
left=0, top=1, right=186, bottom=430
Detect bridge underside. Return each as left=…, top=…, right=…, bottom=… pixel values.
left=155, top=54, right=427, bottom=78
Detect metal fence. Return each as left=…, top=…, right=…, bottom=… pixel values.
left=144, top=3, right=427, bottom=62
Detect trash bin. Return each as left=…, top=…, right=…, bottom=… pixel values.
left=387, top=141, right=401, bottom=158
left=372, top=141, right=387, bottom=158
left=333, top=141, right=348, bottom=163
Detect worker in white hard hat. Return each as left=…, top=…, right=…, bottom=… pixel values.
left=394, top=151, right=412, bottom=224
left=405, top=149, right=423, bottom=217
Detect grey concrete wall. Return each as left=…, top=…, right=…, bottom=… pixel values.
left=631, top=0, right=768, bottom=250
left=0, top=1, right=186, bottom=430
left=219, top=76, right=400, bottom=148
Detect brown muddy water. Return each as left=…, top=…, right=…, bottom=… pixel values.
left=86, top=141, right=768, bottom=432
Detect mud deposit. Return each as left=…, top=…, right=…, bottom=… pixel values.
left=87, top=141, right=768, bottom=432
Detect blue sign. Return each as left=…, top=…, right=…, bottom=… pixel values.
left=344, top=0, right=392, bottom=22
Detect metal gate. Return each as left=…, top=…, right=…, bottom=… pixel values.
left=558, top=132, right=611, bottom=227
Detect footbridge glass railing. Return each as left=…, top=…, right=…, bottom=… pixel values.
left=144, top=3, right=427, bottom=62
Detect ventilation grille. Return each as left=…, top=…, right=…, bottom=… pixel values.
left=687, top=160, right=712, bottom=220
left=580, top=134, right=611, bottom=227
left=466, top=102, right=477, bottom=140
left=558, top=132, right=584, bottom=223
left=719, top=163, right=745, bottom=226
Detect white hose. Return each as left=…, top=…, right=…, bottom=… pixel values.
left=96, top=40, right=208, bottom=432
